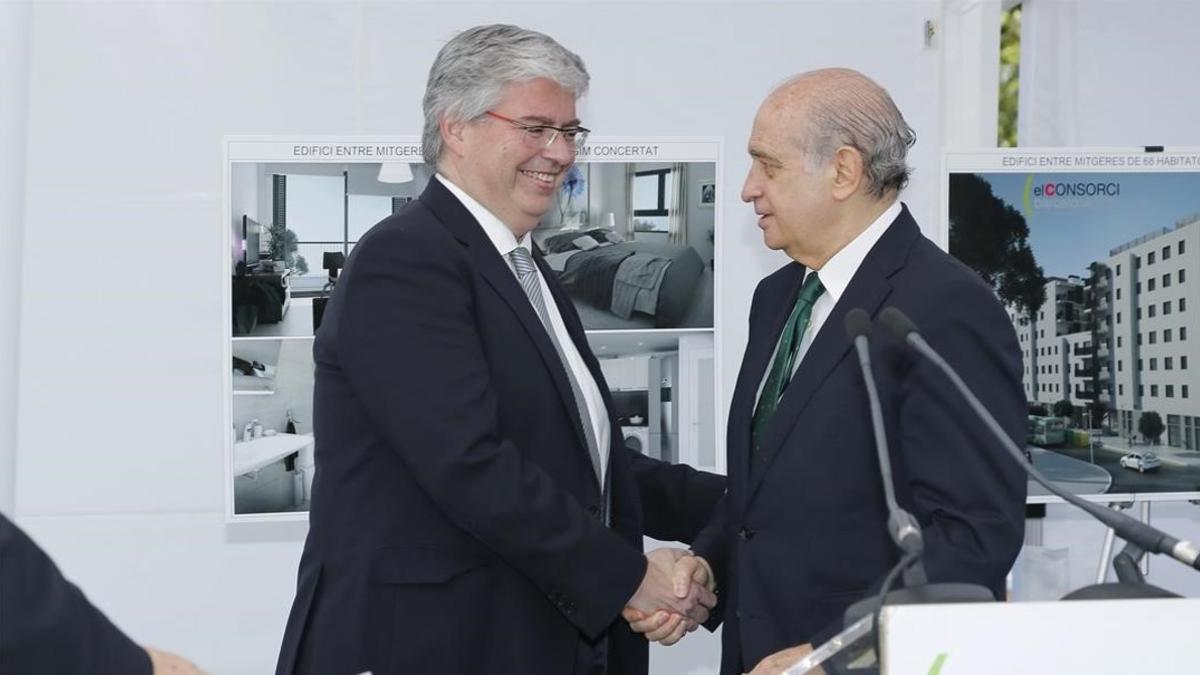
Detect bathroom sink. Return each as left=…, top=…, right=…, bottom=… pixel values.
left=233, top=433, right=314, bottom=475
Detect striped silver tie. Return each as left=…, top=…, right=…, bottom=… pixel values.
left=508, top=247, right=604, bottom=486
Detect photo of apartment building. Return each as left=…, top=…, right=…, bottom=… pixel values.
left=950, top=165, right=1200, bottom=497
left=1014, top=218, right=1200, bottom=449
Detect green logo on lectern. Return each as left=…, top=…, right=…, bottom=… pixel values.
left=928, top=652, right=948, bottom=675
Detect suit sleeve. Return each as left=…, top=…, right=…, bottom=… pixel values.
left=688, top=272, right=776, bottom=630
left=334, top=226, right=646, bottom=639
left=0, top=513, right=151, bottom=674
left=899, top=277, right=1028, bottom=596
left=688, top=490, right=731, bottom=630
left=625, top=450, right=726, bottom=545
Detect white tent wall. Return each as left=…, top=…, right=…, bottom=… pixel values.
left=12, top=2, right=945, bottom=673
left=0, top=1, right=32, bottom=516
left=1016, top=0, right=1200, bottom=599
left=1019, top=0, right=1200, bottom=147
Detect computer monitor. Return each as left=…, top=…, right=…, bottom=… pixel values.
left=242, top=215, right=262, bottom=267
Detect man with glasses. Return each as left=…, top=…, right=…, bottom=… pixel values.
left=275, top=24, right=724, bottom=675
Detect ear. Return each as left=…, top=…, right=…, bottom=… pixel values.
left=830, top=146, right=865, bottom=201
left=439, top=114, right=471, bottom=159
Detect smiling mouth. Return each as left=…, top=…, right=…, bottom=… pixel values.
left=520, top=169, right=559, bottom=186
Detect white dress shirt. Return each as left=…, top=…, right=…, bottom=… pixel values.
left=757, top=200, right=902, bottom=406
left=436, top=174, right=610, bottom=484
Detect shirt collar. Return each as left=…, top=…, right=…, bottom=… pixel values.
left=435, top=174, right=532, bottom=258
left=807, top=200, right=902, bottom=303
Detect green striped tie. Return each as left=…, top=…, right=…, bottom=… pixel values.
left=750, top=272, right=825, bottom=465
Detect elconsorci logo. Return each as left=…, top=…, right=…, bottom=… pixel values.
left=1022, top=175, right=1121, bottom=217
left=1032, top=181, right=1120, bottom=197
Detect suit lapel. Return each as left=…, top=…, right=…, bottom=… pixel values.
left=745, top=207, right=922, bottom=500
left=420, top=179, right=592, bottom=461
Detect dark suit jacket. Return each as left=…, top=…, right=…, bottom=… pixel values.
left=0, top=513, right=150, bottom=674
left=692, top=206, right=1027, bottom=674
left=276, top=178, right=724, bottom=675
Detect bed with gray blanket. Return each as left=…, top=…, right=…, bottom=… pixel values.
left=539, top=230, right=704, bottom=328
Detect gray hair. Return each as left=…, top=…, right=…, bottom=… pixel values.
left=422, top=24, right=590, bottom=166
left=784, top=69, right=916, bottom=199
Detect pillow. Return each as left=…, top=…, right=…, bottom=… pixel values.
left=585, top=228, right=611, bottom=244
left=542, top=230, right=585, bottom=253
left=603, top=230, right=625, bottom=243
left=572, top=235, right=599, bottom=251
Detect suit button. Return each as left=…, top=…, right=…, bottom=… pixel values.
left=587, top=505, right=601, bottom=517
left=738, top=527, right=756, bottom=541
left=734, top=609, right=742, bottom=619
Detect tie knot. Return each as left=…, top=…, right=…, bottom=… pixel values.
left=509, top=247, right=536, bottom=278
left=798, top=271, right=825, bottom=306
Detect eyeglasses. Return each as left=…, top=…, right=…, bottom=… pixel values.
left=484, top=111, right=590, bottom=152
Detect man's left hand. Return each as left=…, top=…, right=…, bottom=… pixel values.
left=746, top=643, right=817, bottom=675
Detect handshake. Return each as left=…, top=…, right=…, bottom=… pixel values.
left=622, top=547, right=717, bottom=646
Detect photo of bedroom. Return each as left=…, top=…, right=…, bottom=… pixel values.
left=534, top=161, right=717, bottom=331
left=231, top=159, right=717, bottom=335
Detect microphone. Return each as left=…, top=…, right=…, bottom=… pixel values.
left=844, top=309, right=926, bottom=586
left=878, top=306, right=1200, bottom=579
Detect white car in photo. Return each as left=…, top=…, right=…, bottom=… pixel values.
left=1119, top=451, right=1161, bottom=473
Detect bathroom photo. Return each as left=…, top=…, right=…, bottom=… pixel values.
left=229, top=338, right=315, bottom=516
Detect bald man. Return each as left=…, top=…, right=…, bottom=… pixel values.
left=631, top=69, right=1027, bottom=674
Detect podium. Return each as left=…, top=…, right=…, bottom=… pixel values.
left=785, top=597, right=1200, bottom=674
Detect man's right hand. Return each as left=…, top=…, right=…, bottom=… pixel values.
left=623, top=550, right=716, bottom=645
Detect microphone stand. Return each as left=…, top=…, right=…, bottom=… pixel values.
left=878, top=307, right=1191, bottom=600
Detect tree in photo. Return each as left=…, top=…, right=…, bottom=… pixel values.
left=1139, top=411, right=1164, bottom=445
left=949, top=173, right=1047, bottom=319
left=1052, top=399, right=1074, bottom=421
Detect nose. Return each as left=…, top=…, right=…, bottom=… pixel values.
left=741, top=167, right=760, bottom=204
left=542, top=131, right=576, bottom=166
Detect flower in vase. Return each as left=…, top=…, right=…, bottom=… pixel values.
left=558, top=165, right=586, bottom=222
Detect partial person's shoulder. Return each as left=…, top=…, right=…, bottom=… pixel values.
left=350, top=200, right=469, bottom=268
left=893, top=234, right=1017, bottom=340
left=338, top=200, right=470, bottom=286
left=355, top=199, right=450, bottom=250
left=905, top=234, right=997, bottom=302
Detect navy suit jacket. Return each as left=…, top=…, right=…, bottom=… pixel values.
left=276, top=178, right=724, bottom=675
left=0, top=513, right=150, bottom=674
left=692, top=206, right=1027, bottom=674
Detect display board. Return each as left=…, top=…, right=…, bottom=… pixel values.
left=224, top=137, right=721, bottom=520
left=944, top=148, right=1200, bottom=503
